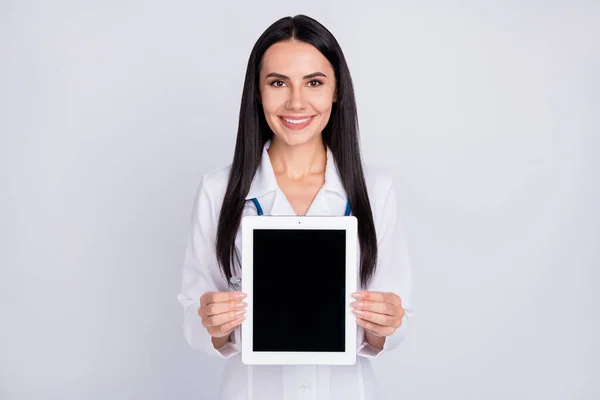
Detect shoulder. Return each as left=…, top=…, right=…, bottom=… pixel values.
left=362, top=164, right=397, bottom=221
left=193, top=164, right=232, bottom=219
left=363, top=164, right=395, bottom=200
left=198, top=164, right=231, bottom=197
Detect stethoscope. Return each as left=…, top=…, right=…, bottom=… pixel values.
left=250, top=197, right=352, bottom=217
left=229, top=196, right=353, bottom=289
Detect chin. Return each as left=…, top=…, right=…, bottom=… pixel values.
left=274, top=131, right=321, bottom=147
left=285, top=131, right=316, bottom=144
left=270, top=120, right=326, bottom=147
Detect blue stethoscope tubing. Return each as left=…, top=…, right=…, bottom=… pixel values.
left=249, top=197, right=352, bottom=216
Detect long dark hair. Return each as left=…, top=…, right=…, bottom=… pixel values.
left=216, top=15, right=378, bottom=289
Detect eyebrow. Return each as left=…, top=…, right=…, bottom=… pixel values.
left=265, top=72, right=327, bottom=80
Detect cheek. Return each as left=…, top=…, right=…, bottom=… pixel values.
left=312, top=91, right=335, bottom=114
left=260, top=90, right=286, bottom=116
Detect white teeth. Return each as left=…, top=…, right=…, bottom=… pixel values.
left=283, top=117, right=311, bottom=124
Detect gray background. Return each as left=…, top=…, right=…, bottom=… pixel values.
left=1, top=1, right=598, bottom=399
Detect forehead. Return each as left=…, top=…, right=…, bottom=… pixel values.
left=260, top=40, right=333, bottom=76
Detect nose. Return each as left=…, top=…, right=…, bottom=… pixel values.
left=285, top=85, right=306, bottom=111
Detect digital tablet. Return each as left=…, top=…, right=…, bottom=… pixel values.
left=240, top=215, right=358, bottom=365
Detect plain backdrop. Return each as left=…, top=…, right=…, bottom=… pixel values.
left=1, top=1, right=598, bottom=399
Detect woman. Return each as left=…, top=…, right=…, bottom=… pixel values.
left=177, top=14, right=413, bottom=400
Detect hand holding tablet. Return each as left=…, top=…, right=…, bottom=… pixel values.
left=197, top=216, right=406, bottom=361
left=351, top=291, right=405, bottom=346
left=198, top=291, right=248, bottom=347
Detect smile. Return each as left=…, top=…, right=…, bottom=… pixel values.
left=281, top=116, right=313, bottom=124
left=279, top=115, right=316, bottom=130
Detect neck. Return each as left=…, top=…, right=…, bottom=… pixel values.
left=268, top=136, right=327, bottom=180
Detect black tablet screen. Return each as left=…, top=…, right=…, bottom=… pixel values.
left=252, top=229, right=346, bottom=352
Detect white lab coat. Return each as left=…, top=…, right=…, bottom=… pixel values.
left=177, top=141, right=413, bottom=399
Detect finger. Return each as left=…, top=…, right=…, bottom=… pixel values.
left=390, top=294, right=403, bottom=307
left=209, top=315, right=246, bottom=337
left=202, top=300, right=247, bottom=317
left=356, top=317, right=396, bottom=337
left=203, top=309, right=247, bottom=328
left=353, top=291, right=401, bottom=306
left=352, top=308, right=400, bottom=327
left=200, top=291, right=246, bottom=306
left=351, top=300, right=397, bottom=316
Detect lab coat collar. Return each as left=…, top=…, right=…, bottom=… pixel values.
left=244, top=140, right=347, bottom=201
left=323, top=147, right=347, bottom=200
left=245, top=140, right=279, bottom=200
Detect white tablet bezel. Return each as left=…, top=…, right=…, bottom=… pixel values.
left=241, top=215, right=358, bottom=365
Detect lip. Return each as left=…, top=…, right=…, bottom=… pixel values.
left=278, top=115, right=316, bottom=131
left=279, top=115, right=314, bottom=119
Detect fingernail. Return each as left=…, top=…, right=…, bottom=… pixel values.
left=235, top=293, right=247, bottom=299
left=235, top=309, right=246, bottom=316
left=353, top=309, right=364, bottom=315
left=236, top=302, right=247, bottom=308
left=352, top=292, right=364, bottom=299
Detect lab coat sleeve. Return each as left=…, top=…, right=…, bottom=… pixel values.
left=357, top=177, right=413, bottom=358
left=176, top=175, right=241, bottom=359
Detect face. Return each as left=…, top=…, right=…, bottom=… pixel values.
left=258, top=40, right=337, bottom=147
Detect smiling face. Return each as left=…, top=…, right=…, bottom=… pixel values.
left=258, top=40, right=337, bottom=147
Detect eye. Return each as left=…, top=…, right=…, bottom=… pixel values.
left=269, top=80, right=287, bottom=88
left=307, top=80, right=323, bottom=87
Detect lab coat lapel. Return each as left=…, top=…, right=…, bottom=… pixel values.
left=269, top=191, right=296, bottom=216
left=304, top=189, right=333, bottom=216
